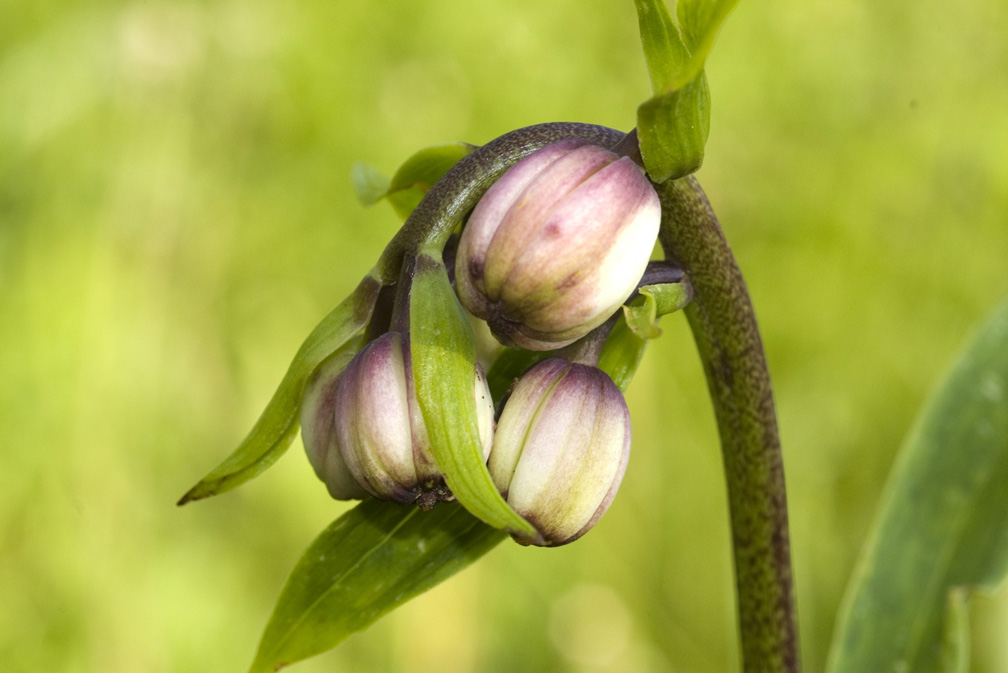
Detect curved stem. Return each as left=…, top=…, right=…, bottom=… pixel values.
left=656, top=176, right=800, bottom=673
left=376, top=122, right=625, bottom=281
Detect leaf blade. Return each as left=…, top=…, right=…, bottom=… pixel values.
left=409, top=251, right=539, bottom=539
left=827, top=298, right=1008, bottom=673
left=676, top=0, right=741, bottom=75
left=634, top=0, right=690, bottom=93
left=177, top=275, right=381, bottom=504
left=633, top=0, right=738, bottom=181
left=249, top=500, right=506, bottom=673
left=386, top=142, right=476, bottom=220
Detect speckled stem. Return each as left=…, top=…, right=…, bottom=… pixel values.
left=657, top=176, right=800, bottom=673
left=375, top=123, right=626, bottom=282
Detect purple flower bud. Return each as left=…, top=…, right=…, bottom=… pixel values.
left=315, top=332, right=495, bottom=508
left=301, top=347, right=371, bottom=501
left=488, top=358, right=631, bottom=546
left=455, top=139, right=661, bottom=350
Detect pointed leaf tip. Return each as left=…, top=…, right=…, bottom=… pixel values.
left=178, top=276, right=381, bottom=504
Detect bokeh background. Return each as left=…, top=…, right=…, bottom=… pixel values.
left=2, top=0, right=1007, bottom=671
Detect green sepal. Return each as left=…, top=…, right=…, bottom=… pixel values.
left=248, top=499, right=506, bottom=673
left=826, top=298, right=1008, bottom=673
left=177, top=275, right=382, bottom=504
left=598, top=282, right=692, bottom=391
left=352, top=143, right=476, bottom=220
left=408, top=250, right=539, bottom=539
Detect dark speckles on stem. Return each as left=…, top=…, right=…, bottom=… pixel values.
left=656, top=175, right=799, bottom=673
left=716, top=349, right=735, bottom=388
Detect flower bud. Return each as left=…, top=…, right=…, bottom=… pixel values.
left=455, top=138, right=661, bottom=350
left=301, top=347, right=371, bottom=501
left=326, top=332, right=495, bottom=508
left=488, top=358, right=631, bottom=546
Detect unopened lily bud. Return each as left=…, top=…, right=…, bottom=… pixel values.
left=332, top=332, right=495, bottom=508
left=488, top=358, right=631, bottom=546
left=455, top=138, right=661, bottom=350
left=301, top=345, right=371, bottom=500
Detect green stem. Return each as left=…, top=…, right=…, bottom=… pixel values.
left=656, top=176, right=800, bottom=673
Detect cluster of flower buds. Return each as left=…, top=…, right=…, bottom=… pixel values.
left=302, top=138, right=661, bottom=545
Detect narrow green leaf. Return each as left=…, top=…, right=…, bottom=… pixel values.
left=409, top=251, right=539, bottom=539
left=249, top=499, right=506, bottom=673
left=633, top=0, right=738, bottom=180
left=385, top=142, right=476, bottom=220
left=634, top=0, right=690, bottom=93
left=350, top=163, right=391, bottom=206
left=177, top=276, right=382, bottom=504
left=677, top=0, right=741, bottom=66
left=637, top=69, right=711, bottom=182
left=352, top=144, right=476, bottom=219
left=827, top=298, right=1008, bottom=673
left=598, top=281, right=692, bottom=391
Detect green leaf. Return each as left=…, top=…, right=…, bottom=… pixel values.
left=598, top=281, right=692, bottom=391
left=385, top=142, right=476, bottom=220
left=633, top=0, right=738, bottom=180
left=352, top=143, right=476, bottom=219
left=826, top=298, right=1008, bottom=673
left=634, top=0, right=690, bottom=93
left=249, top=499, right=506, bottom=673
left=677, top=0, right=741, bottom=66
left=409, top=251, right=539, bottom=540
left=350, top=162, right=391, bottom=206
left=637, top=69, right=711, bottom=182
left=177, top=276, right=382, bottom=504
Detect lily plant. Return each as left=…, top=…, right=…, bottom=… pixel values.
left=179, top=2, right=1008, bottom=672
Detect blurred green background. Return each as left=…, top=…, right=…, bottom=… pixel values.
left=2, top=0, right=1006, bottom=671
